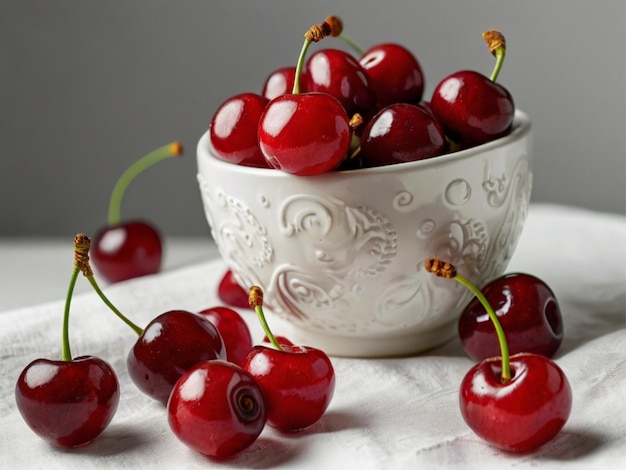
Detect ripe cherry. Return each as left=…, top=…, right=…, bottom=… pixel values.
left=209, top=92, right=270, bottom=167
left=431, top=30, right=514, bottom=145
left=358, top=102, right=448, bottom=167
left=261, top=66, right=297, bottom=100
left=168, top=360, right=267, bottom=458
left=425, top=258, right=572, bottom=453
left=459, top=273, right=563, bottom=360
left=243, top=286, right=335, bottom=432
left=15, top=234, right=120, bottom=448
left=198, top=306, right=253, bottom=367
left=359, top=42, right=424, bottom=107
left=92, top=142, right=183, bottom=283
left=217, top=269, right=251, bottom=308
left=257, top=16, right=351, bottom=175
left=303, top=48, right=375, bottom=115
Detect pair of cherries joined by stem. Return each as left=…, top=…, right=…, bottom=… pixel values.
left=425, top=259, right=572, bottom=453
left=91, top=142, right=183, bottom=283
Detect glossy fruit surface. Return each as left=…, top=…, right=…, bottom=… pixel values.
left=460, top=353, right=572, bottom=453
left=243, top=344, right=335, bottom=431
left=15, top=356, right=120, bottom=448
left=209, top=92, right=270, bottom=167
left=198, top=306, right=253, bottom=367
left=431, top=70, right=514, bottom=145
left=304, top=48, right=375, bottom=115
left=360, top=102, right=448, bottom=166
left=217, top=269, right=250, bottom=309
left=262, top=66, right=297, bottom=100
left=459, top=273, right=563, bottom=360
left=359, top=43, right=424, bottom=107
left=127, top=310, right=226, bottom=404
left=258, top=92, right=351, bottom=175
left=92, top=220, right=162, bottom=283
left=168, top=360, right=267, bottom=458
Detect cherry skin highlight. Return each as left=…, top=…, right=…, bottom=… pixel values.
left=258, top=92, right=351, bottom=175
left=198, top=306, right=253, bottom=367
left=459, top=273, right=563, bottom=360
left=209, top=92, right=270, bottom=167
left=127, top=310, right=226, bottom=404
left=92, top=220, right=162, bottom=283
left=15, top=356, right=120, bottom=448
left=243, top=343, right=335, bottom=432
left=167, top=360, right=267, bottom=459
left=217, top=269, right=250, bottom=309
left=460, top=353, right=572, bottom=453
left=262, top=66, right=297, bottom=100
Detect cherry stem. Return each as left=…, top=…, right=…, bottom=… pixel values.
left=338, top=32, right=364, bottom=56
left=75, top=233, right=144, bottom=336
left=292, top=15, right=344, bottom=95
left=424, top=258, right=511, bottom=382
left=483, top=30, right=506, bottom=83
left=60, top=235, right=88, bottom=361
left=107, top=142, right=183, bottom=226
left=248, top=286, right=283, bottom=351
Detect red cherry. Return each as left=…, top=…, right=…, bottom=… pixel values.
left=460, top=353, right=572, bottom=453
left=243, top=344, right=335, bottom=432
left=217, top=269, right=250, bottom=308
left=91, top=142, right=183, bottom=283
left=459, top=273, right=563, bottom=360
left=359, top=43, right=424, bottom=107
left=92, top=220, right=162, bottom=283
left=303, top=48, right=375, bottom=115
left=198, top=306, right=253, bottom=367
left=168, top=360, right=267, bottom=458
left=258, top=92, right=351, bottom=175
left=15, top=356, right=120, bottom=448
left=209, top=92, right=270, bottom=167
left=359, top=102, right=448, bottom=167
left=431, top=70, right=514, bottom=145
left=261, top=66, right=297, bottom=100
left=127, top=310, right=226, bottom=404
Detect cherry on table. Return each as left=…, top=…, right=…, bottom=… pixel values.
left=15, top=234, right=120, bottom=448
left=459, top=272, right=563, bottom=360
left=425, top=258, right=572, bottom=453
left=243, top=286, right=335, bottom=432
left=198, top=306, right=253, bottom=367
left=167, top=359, right=267, bottom=458
left=217, top=269, right=250, bottom=308
left=92, top=142, right=183, bottom=283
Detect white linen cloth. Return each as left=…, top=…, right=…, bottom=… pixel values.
left=1, top=203, right=625, bottom=469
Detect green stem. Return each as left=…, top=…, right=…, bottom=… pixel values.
left=107, top=142, right=182, bottom=225
left=61, top=267, right=80, bottom=361
left=338, top=33, right=364, bottom=56
left=254, top=304, right=283, bottom=351
left=490, top=47, right=505, bottom=82
left=292, top=39, right=313, bottom=95
left=454, top=274, right=511, bottom=382
left=85, top=275, right=143, bottom=336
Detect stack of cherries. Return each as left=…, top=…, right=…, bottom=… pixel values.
left=15, top=234, right=335, bottom=459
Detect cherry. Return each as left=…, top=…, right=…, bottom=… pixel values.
left=77, top=239, right=227, bottom=405
left=431, top=30, right=514, bottom=146
left=243, top=286, right=335, bottom=432
left=459, top=273, right=563, bottom=360
left=425, top=258, right=572, bottom=453
left=257, top=16, right=351, bottom=175
left=303, top=48, right=375, bottom=115
left=358, top=102, right=448, bottom=167
left=359, top=42, right=425, bottom=107
left=209, top=92, right=270, bottom=167
left=217, top=269, right=250, bottom=308
left=168, top=359, right=267, bottom=458
left=198, top=306, right=253, bottom=367
left=15, top=234, right=119, bottom=448
left=261, top=66, right=297, bottom=100
left=92, top=142, right=183, bottom=283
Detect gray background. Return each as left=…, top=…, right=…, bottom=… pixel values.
left=1, top=0, right=624, bottom=239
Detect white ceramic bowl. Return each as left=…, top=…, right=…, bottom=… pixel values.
left=197, top=110, right=532, bottom=357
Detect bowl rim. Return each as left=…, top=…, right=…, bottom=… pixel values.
left=197, top=109, right=531, bottom=178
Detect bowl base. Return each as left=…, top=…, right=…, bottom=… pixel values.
left=267, top=315, right=458, bottom=358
